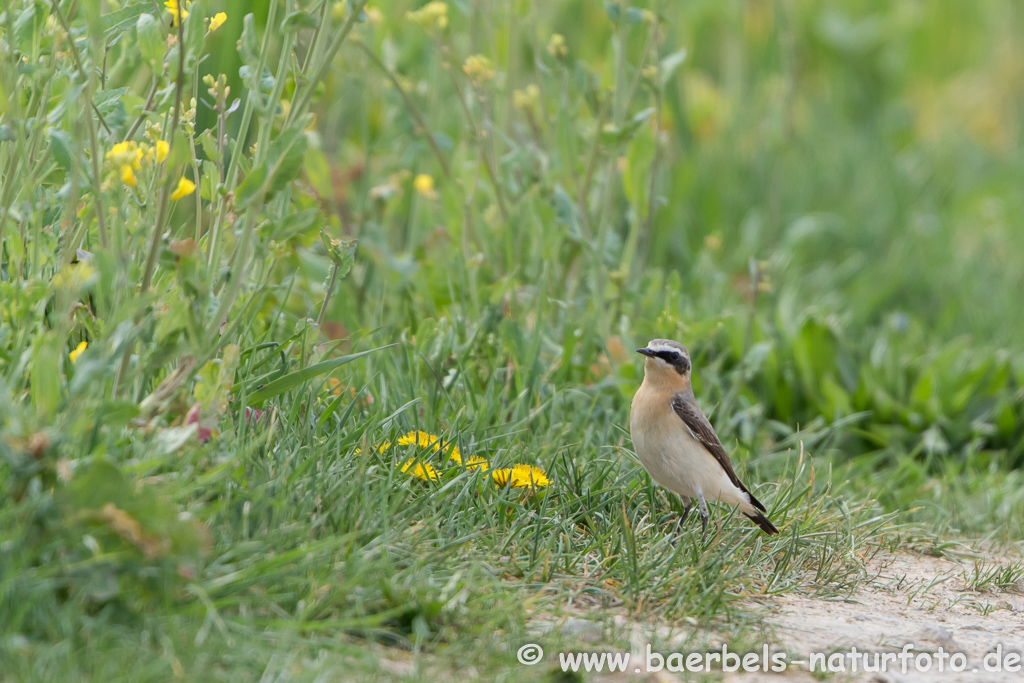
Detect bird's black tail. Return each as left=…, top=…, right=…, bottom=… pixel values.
left=743, top=490, right=778, bottom=535
left=744, top=511, right=779, bottom=535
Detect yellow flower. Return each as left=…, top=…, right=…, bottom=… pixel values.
left=164, top=0, right=189, bottom=24
left=208, top=12, right=226, bottom=32
left=153, top=140, right=169, bottom=163
left=170, top=177, right=196, bottom=201
left=396, top=430, right=467, bottom=464
left=69, top=341, right=88, bottom=364
left=332, top=1, right=347, bottom=21
left=492, top=464, right=550, bottom=490
left=120, top=165, right=137, bottom=188
left=366, top=7, right=384, bottom=24
left=464, top=456, right=489, bottom=472
left=546, top=33, right=568, bottom=58
left=361, top=430, right=489, bottom=475
left=406, top=1, right=448, bottom=30
left=413, top=174, right=437, bottom=199
left=401, top=457, right=439, bottom=482
left=106, top=141, right=144, bottom=170
left=513, top=84, right=540, bottom=110
left=397, top=430, right=442, bottom=451
left=462, top=54, right=495, bottom=84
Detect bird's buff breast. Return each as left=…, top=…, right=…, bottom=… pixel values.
left=629, top=392, right=741, bottom=504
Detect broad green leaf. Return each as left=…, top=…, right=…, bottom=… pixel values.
left=94, top=88, right=128, bottom=117
left=136, top=13, right=165, bottom=67
left=102, top=1, right=151, bottom=35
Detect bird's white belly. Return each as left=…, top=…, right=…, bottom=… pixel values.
left=630, top=416, right=749, bottom=510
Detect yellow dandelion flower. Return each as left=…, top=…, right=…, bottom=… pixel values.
left=462, top=54, right=495, bottom=84
left=401, top=457, right=439, bottom=482
left=397, top=430, right=441, bottom=450
left=164, top=0, right=189, bottom=24
left=492, top=464, right=550, bottom=490
left=406, top=1, right=448, bottom=30
left=413, top=173, right=437, bottom=199
left=120, top=165, right=137, bottom=188
left=208, top=12, right=226, bottom=32
left=464, top=456, right=489, bottom=472
left=69, top=341, right=87, bottom=364
left=170, top=177, right=196, bottom=201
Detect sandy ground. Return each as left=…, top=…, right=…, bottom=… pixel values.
left=534, top=550, right=1024, bottom=682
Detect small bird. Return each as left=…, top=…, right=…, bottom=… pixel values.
left=630, top=339, right=778, bottom=537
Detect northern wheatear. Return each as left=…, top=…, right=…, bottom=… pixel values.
left=630, top=339, right=778, bottom=537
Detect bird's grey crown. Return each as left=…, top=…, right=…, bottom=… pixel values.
left=646, top=339, right=689, bottom=357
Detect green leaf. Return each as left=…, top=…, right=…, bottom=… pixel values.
left=31, top=332, right=62, bottom=420
left=69, top=460, right=132, bottom=511
left=94, top=88, right=128, bottom=117
left=198, top=128, right=222, bottom=162
left=623, top=126, right=655, bottom=216
left=235, top=163, right=268, bottom=206
left=302, top=145, right=331, bottom=197
left=659, top=48, right=688, bottom=87
left=262, top=208, right=321, bottom=241
left=281, top=10, right=319, bottom=31
left=237, top=120, right=310, bottom=206
left=183, top=0, right=206, bottom=61
left=238, top=65, right=276, bottom=94
left=49, top=130, right=77, bottom=177
left=552, top=185, right=583, bottom=241
left=265, top=123, right=309, bottom=195
left=245, top=345, right=394, bottom=405
left=102, top=1, right=152, bottom=35
left=239, top=13, right=259, bottom=67
left=15, top=2, right=47, bottom=49
left=136, top=13, right=165, bottom=67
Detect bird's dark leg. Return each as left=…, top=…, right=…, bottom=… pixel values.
left=672, top=495, right=692, bottom=537
left=696, top=491, right=709, bottom=543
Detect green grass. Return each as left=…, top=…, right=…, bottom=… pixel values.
left=2, top=0, right=1024, bottom=680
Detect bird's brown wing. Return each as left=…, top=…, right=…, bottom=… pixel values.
left=670, top=393, right=767, bottom=513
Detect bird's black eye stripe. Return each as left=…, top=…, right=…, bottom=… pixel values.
left=654, top=350, right=690, bottom=373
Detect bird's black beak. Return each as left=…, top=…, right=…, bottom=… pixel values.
left=636, top=348, right=655, bottom=357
